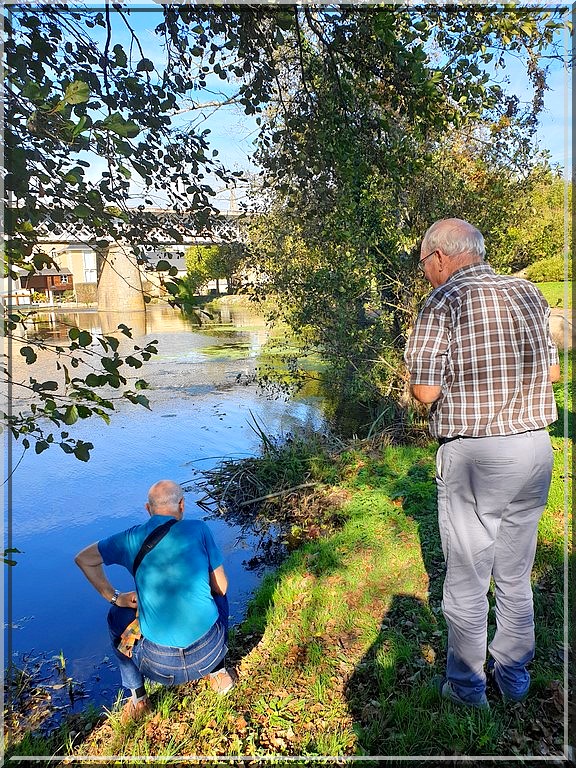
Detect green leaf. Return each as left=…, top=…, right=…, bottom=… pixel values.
left=100, top=113, right=140, bottom=139
left=85, top=373, right=105, bottom=387
left=3, top=547, right=23, bottom=567
left=72, top=203, right=91, bottom=218
left=114, top=139, right=133, bottom=157
left=125, top=356, right=143, bottom=368
left=276, top=12, right=293, bottom=30
left=102, top=357, right=122, bottom=374
left=63, top=80, right=90, bottom=105
left=77, top=330, right=92, bottom=347
left=113, top=44, right=128, bottom=68
left=35, top=440, right=49, bottom=454
left=117, top=324, right=132, bottom=337
left=103, top=335, right=120, bottom=352
left=125, top=392, right=151, bottom=409
left=135, top=379, right=150, bottom=390
left=22, top=81, right=50, bottom=102
left=63, top=169, right=82, bottom=185
left=136, top=58, right=154, bottom=72
left=63, top=405, right=79, bottom=425
left=20, top=346, right=37, bottom=364
left=71, top=115, right=90, bottom=137
left=32, top=252, right=54, bottom=270
left=73, top=440, right=94, bottom=462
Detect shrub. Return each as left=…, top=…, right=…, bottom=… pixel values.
left=525, top=255, right=572, bottom=282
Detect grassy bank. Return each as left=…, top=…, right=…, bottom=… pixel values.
left=537, top=281, right=573, bottom=309
left=7, top=357, right=572, bottom=761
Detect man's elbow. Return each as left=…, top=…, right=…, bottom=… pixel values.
left=550, top=364, right=561, bottom=384
left=74, top=543, right=101, bottom=569
left=210, top=565, right=228, bottom=595
left=411, top=383, right=442, bottom=404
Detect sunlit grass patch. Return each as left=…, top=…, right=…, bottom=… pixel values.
left=537, top=281, right=573, bottom=309
left=16, top=399, right=568, bottom=760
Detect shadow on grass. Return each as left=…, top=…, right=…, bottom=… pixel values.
left=342, top=458, right=500, bottom=757
left=342, top=451, right=567, bottom=758
left=344, top=593, right=450, bottom=757
left=389, top=458, right=445, bottom=606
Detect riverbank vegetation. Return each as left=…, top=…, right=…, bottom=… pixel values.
left=6, top=353, right=571, bottom=761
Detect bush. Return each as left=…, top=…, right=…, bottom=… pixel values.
left=525, top=256, right=572, bottom=282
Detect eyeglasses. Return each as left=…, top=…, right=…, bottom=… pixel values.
left=418, top=250, right=437, bottom=273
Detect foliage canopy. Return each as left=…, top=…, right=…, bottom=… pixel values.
left=4, top=4, right=571, bottom=453
left=244, top=6, right=570, bottom=431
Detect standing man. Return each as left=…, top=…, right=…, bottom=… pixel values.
left=405, top=218, right=560, bottom=708
left=75, top=479, right=234, bottom=723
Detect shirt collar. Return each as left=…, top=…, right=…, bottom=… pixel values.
left=445, top=261, right=493, bottom=283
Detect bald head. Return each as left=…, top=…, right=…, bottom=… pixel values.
left=146, top=480, right=184, bottom=519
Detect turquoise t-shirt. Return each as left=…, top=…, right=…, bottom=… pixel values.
left=98, top=516, right=223, bottom=648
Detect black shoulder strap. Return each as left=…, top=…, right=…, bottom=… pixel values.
left=133, top=518, right=178, bottom=576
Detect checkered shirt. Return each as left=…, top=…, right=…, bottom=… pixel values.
left=404, top=263, right=559, bottom=438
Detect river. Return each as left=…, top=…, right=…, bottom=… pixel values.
left=5, top=301, right=325, bottom=723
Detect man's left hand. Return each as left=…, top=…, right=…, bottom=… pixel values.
left=117, top=591, right=138, bottom=609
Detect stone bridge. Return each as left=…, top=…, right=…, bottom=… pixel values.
left=34, top=208, right=249, bottom=312
left=96, top=209, right=248, bottom=311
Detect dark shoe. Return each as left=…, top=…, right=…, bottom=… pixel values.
left=120, top=696, right=151, bottom=725
left=208, top=667, right=236, bottom=694
left=486, top=658, right=528, bottom=703
left=434, top=676, right=489, bottom=710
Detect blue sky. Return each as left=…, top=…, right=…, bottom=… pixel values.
left=31, top=2, right=570, bottom=208
left=128, top=3, right=572, bottom=165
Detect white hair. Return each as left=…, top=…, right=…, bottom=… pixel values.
left=422, top=218, right=485, bottom=261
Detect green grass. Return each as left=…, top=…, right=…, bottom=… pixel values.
left=537, top=280, right=573, bottom=309
left=7, top=356, right=571, bottom=760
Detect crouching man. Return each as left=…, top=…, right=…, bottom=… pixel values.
left=75, top=479, right=234, bottom=723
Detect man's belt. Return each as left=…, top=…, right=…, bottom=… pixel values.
left=438, top=435, right=474, bottom=445
left=438, top=428, right=545, bottom=446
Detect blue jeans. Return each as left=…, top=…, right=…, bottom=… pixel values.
left=436, top=430, right=553, bottom=704
left=108, top=594, right=229, bottom=691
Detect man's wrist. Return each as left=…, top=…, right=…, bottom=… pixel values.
left=110, top=588, right=120, bottom=605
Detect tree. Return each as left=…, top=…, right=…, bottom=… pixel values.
left=184, top=245, right=218, bottom=296
left=244, top=6, right=570, bottom=433
left=3, top=4, right=278, bottom=458
left=207, top=241, right=248, bottom=294
left=4, top=3, right=570, bottom=454
left=495, top=169, right=571, bottom=271
left=398, top=130, right=570, bottom=274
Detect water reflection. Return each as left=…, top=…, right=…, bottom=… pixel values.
left=7, top=301, right=325, bottom=718
left=19, top=301, right=263, bottom=341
